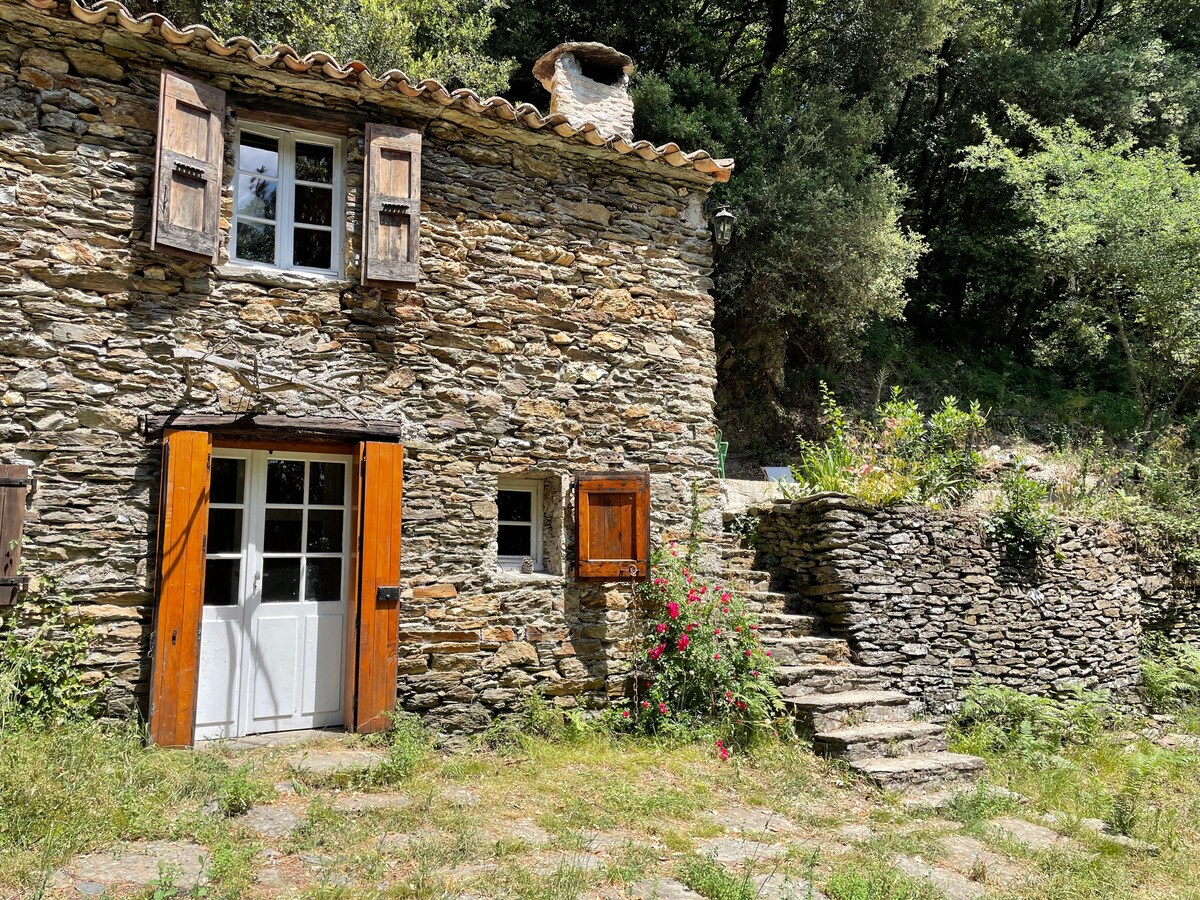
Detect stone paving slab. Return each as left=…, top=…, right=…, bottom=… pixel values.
left=694, top=837, right=788, bottom=865
left=895, top=855, right=986, bottom=900
left=237, top=804, right=303, bottom=839
left=752, top=872, right=830, bottom=899
left=629, top=877, right=704, bottom=899
left=51, top=841, right=209, bottom=892
left=989, top=816, right=1072, bottom=851
left=1038, top=811, right=1160, bottom=855
left=939, top=834, right=1028, bottom=886
left=441, top=786, right=483, bottom=807
left=285, top=748, right=387, bottom=775
left=330, top=791, right=412, bottom=813
left=527, top=849, right=607, bottom=872
left=484, top=818, right=552, bottom=847
left=710, top=806, right=797, bottom=833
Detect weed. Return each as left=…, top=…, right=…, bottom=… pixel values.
left=985, top=472, right=1060, bottom=559
left=678, top=853, right=755, bottom=900
left=824, top=857, right=941, bottom=900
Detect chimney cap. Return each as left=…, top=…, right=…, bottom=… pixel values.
left=533, top=42, right=634, bottom=90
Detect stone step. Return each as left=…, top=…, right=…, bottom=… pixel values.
left=848, top=752, right=987, bottom=790
left=760, top=635, right=850, bottom=666
left=724, top=569, right=776, bottom=591
left=785, top=689, right=913, bottom=732
left=753, top=612, right=817, bottom=639
left=813, top=721, right=947, bottom=762
left=740, top=589, right=802, bottom=614
left=776, top=664, right=889, bottom=696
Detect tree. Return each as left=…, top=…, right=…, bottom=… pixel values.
left=965, top=108, right=1200, bottom=430
left=137, top=0, right=514, bottom=94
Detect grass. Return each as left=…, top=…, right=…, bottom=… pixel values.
left=1, top=713, right=1198, bottom=899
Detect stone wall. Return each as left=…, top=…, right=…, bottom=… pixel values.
left=755, top=495, right=1144, bottom=714
left=1138, top=557, right=1200, bottom=646
left=0, top=5, right=722, bottom=731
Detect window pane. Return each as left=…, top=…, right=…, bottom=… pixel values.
left=294, top=184, right=332, bottom=226
left=266, top=459, right=305, bottom=504
left=206, top=507, right=243, bottom=555
left=204, top=558, right=240, bottom=606
left=235, top=221, right=275, bottom=264
left=210, top=457, right=245, bottom=505
left=305, top=558, right=342, bottom=602
left=296, top=143, right=333, bottom=183
left=293, top=228, right=332, bottom=270
left=498, top=489, right=533, bottom=523
left=308, top=462, right=345, bottom=505
left=239, top=132, right=278, bottom=177
left=262, top=558, right=300, bottom=602
left=236, top=174, right=277, bottom=221
left=498, top=523, right=532, bottom=557
left=306, top=509, right=343, bottom=553
left=264, top=508, right=303, bottom=553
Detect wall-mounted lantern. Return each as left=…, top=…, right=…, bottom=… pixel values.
left=711, top=205, right=737, bottom=246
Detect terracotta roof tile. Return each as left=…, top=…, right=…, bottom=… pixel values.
left=13, top=0, right=734, bottom=183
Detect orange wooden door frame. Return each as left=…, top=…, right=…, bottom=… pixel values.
left=149, top=434, right=403, bottom=746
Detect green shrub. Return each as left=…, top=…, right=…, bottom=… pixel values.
left=953, top=683, right=1118, bottom=759
left=1140, top=638, right=1200, bottom=712
left=790, top=383, right=985, bottom=508
left=375, top=711, right=431, bottom=782
left=985, top=472, right=1059, bottom=558
left=678, top=854, right=756, bottom=900
left=0, top=580, right=95, bottom=728
left=623, top=546, right=787, bottom=751
left=825, top=859, right=941, bottom=900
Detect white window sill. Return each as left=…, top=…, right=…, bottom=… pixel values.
left=217, top=263, right=351, bottom=290
left=495, top=570, right=564, bottom=585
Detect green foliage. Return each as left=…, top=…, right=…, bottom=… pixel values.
left=825, top=859, right=940, bottom=900
left=0, top=580, right=95, bottom=728
left=965, top=109, right=1200, bottom=430
left=985, top=472, right=1060, bottom=558
left=677, top=854, right=755, bottom=900
left=624, top=545, right=786, bottom=750
left=144, top=0, right=514, bottom=93
left=1140, top=638, right=1200, bottom=712
left=953, top=682, right=1118, bottom=760
left=791, top=383, right=985, bottom=508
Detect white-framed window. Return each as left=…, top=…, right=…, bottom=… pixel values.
left=497, top=479, right=543, bottom=571
left=231, top=123, right=345, bottom=275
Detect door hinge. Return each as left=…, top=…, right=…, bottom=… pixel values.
left=206, top=453, right=212, bottom=471
left=201, top=534, right=207, bottom=554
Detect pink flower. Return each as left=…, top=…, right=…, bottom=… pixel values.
left=676, top=634, right=690, bottom=651
left=641, top=700, right=651, bottom=709
left=622, top=710, right=630, bottom=718
left=648, top=644, right=666, bottom=661
left=725, top=691, right=733, bottom=701
left=750, top=625, right=759, bottom=631
left=722, top=607, right=730, bottom=614
left=745, top=650, right=752, bottom=656
left=720, top=592, right=731, bottom=603
left=667, top=601, right=680, bottom=620
left=716, top=740, right=730, bottom=761
left=713, top=628, right=721, bottom=636
left=658, top=701, right=668, bottom=715
left=713, top=653, right=720, bottom=661
left=765, top=650, right=772, bottom=657
left=751, top=670, right=759, bottom=677
left=699, top=585, right=707, bottom=594
left=735, top=626, right=742, bottom=633
left=656, top=623, right=667, bottom=634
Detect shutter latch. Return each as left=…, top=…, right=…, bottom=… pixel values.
left=381, top=202, right=410, bottom=216
left=173, top=161, right=206, bottom=181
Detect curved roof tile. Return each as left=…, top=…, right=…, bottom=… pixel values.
left=15, top=0, right=734, bottom=183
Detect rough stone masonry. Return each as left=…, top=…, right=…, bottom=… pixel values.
left=754, top=495, right=1144, bottom=714
left=0, top=1, right=725, bottom=731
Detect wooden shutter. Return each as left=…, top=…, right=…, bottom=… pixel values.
left=363, top=124, right=421, bottom=284
left=151, top=70, right=225, bottom=262
left=0, top=464, right=32, bottom=607
left=148, top=430, right=212, bottom=748
left=575, top=471, right=650, bottom=581
left=345, top=441, right=403, bottom=733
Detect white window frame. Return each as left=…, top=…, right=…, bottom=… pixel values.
left=497, top=478, right=543, bottom=572
left=230, top=122, right=345, bottom=277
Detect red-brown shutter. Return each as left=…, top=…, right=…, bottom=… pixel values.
left=151, top=70, right=225, bottom=262
left=0, top=464, right=32, bottom=606
left=345, top=441, right=403, bottom=733
left=363, top=124, right=421, bottom=284
left=575, top=471, right=650, bottom=581
left=148, top=430, right=212, bottom=748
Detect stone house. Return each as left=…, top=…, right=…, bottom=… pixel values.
left=0, top=0, right=733, bottom=746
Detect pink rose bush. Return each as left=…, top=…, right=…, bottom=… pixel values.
left=620, top=543, right=786, bottom=751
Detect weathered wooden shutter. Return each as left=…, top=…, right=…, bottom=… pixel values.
left=575, top=471, right=650, bottom=581
left=345, top=441, right=403, bottom=733
left=363, top=124, right=421, bottom=284
left=148, top=430, right=212, bottom=748
left=151, top=70, right=225, bottom=262
left=0, top=464, right=33, bottom=606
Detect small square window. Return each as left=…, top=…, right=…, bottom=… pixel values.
left=498, top=479, right=543, bottom=572
left=231, top=124, right=343, bottom=275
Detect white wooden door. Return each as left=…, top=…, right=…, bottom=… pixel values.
left=195, top=450, right=351, bottom=740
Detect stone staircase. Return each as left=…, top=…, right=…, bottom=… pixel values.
left=716, top=520, right=985, bottom=791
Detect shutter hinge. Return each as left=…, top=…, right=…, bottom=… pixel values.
left=206, top=454, right=212, bottom=472
left=201, top=534, right=207, bottom=555
left=0, top=476, right=34, bottom=489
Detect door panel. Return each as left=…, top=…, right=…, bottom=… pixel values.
left=303, top=612, right=345, bottom=716
left=250, top=614, right=300, bottom=726
left=194, top=617, right=241, bottom=739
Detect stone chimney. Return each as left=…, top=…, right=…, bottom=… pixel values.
left=533, top=42, right=635, bottom=141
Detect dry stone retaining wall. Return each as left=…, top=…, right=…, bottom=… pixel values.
left=0, top=7, right=722, bottom=731
left=755, top=495, right=1144, bottom=714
